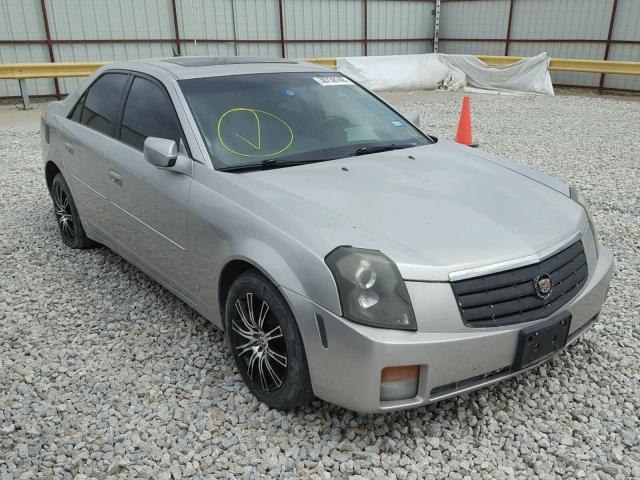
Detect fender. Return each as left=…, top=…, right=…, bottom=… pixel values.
left=186, top=165, right=342, bottom=329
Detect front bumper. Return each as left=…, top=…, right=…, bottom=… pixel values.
left=282, top=246, right=614, bottom=413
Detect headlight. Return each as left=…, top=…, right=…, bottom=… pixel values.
left=325, top=247, right=417, bottom=330
left=570, top=186, right=599, bottom=257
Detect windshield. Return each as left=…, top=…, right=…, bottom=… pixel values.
left=179, top=72, right=431, bottom=170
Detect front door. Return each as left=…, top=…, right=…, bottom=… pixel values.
left=104, top=75, right=194, bottom=299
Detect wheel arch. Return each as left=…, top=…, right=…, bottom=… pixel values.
left=217, top=255, right=297, bottom=321
left=44, top=160, right=62, bottom=193
left=215, top=241, right=340, bottom=329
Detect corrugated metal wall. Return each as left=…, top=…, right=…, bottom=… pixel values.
left=438, top=0, right=640, bottom=90
left=0, top=0, right=638, bottom=97
left=0, top=0, right=52, bottom=96
left=439, top=0, right=510, bottom=55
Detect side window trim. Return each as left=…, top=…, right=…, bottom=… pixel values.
left=116, top=72, right=191, bottom=157
left=114, top=74, right=135, bottom=140
left=68, top=91, right=86, bottom=122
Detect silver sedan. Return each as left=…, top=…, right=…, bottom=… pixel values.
left=41, top=57, right=613, bottom=413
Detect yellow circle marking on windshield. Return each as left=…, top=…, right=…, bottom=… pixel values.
left=217, top=108, right=294, bottom=157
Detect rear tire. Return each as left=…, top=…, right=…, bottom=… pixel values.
left=50, top=173, right=98, bottom=249
left=225, top=271, right=313, bottom=410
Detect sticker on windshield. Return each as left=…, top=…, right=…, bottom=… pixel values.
left=391, top=120, right=404, bottom=127
left=313, top=76, right=354, bottom=86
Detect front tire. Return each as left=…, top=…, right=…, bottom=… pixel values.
left=225, top=271, right=313, bottom=410
left=50, top=173, right=97, bottom=249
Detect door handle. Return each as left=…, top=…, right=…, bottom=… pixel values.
left=64, top=143, right=74, bottom=155
left=109, top=169, right=122, bottom=187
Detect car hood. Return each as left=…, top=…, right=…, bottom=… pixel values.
left=239, top=140, right=586, bottom=281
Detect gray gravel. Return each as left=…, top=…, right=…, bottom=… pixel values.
left=1, top=91, right=639, bottom=479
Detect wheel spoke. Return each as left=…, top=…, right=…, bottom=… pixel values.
left=264, top=325, right=283, bottom=342
left=257, top=301, right=269, bottom=329
left=246, top=292, right=257, bottom=328
left=235, top=339, right=257, bottom=357
left=55, top=186, right=64, bottom=209
left=246, top=348, right=260, bottom=379
left=257, top=355, right=269, bottom=390
left=235, top=299, right=255, bottom=332
left=263, top=355, right=283, bottom=388
left=59, top=218, right=73, bottom=237
left=231, top=319, right=255, bottom=341
left=267, top=348, right=287, bottom=368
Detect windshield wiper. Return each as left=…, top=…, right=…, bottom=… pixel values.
left=353, top=143, right=415, bottom=156
left=218, top=159, right=324, bottom=173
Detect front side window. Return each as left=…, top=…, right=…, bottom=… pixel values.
left=120, top=77, right=183, bottom=151
left=80, top=73, right=128, bottom=136
left=179, top=72, right=430, bottom=170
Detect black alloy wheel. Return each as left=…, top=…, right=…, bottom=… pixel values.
left=50, top=173, right=97, bottom=249
left=225, top=271, right=313, bottom=409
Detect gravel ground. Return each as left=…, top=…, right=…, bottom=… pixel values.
left=1, top=92, right=639, bottom=480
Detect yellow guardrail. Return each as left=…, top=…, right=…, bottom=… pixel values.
left=303, top=57, right=338, bottom=68
left=2, top=56, right=638, bottom=80
left=0, top=62, right=109, bottom=79
left=3, top=56, right=638, bottom=108
left=0, top=59, right=335, bottom=79
left=307, top=56, right=640, bottom=76
left=477, top=55, right=640, bottom=76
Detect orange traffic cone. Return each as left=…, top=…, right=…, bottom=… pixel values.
left=455, top=96, right=477, bottom=147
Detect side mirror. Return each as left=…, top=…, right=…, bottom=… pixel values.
left=144, top=137, right=177, bottom=168
left=404, top=110, right=420, bottom=126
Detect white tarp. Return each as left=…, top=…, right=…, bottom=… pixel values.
left=335, top=54, right=453, bottom=92
left=336, top=53, right=554, bottom=96
left=439, top=53, right=554, bottom=95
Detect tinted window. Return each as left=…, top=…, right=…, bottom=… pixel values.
left=80, top=73, right=128, bottom=136
left=120, top=77, right=182, bottom=151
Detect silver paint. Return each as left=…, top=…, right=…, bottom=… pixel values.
left=41, top=57, right=614, bottom=412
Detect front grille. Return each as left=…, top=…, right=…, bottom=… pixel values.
left=451, top=240, right=588, bottom=327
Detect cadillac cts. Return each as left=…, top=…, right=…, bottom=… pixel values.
left=41, top=57, right=613, bottom=413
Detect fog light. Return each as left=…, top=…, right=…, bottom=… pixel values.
left=380, top=365, right=420, bottom=401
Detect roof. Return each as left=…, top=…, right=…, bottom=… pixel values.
left=162, top=56, right=298, bottom=67
left=106, top=56, right=333, bottom=80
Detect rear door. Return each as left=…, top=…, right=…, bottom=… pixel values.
left=59, top=72, right=129, bottom=234
left=104, top=74, right=194, bottom=298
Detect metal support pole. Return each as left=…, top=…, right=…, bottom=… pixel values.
left=599, top=0, right=619, bottom=92
left=18, top=79, right=31, bottom=110
left=171, top=0, right=182, bottom=55
left=433, top=0, right=440, bottom=53
left=40, top=0, right=61, bottom=99
left=363, top=0, right=368, bottom=56
left=230, top=0, right=239, bottom=56
left=277, top=0, right=286, bottom=58
left=504, top=0, right=514, bottom=56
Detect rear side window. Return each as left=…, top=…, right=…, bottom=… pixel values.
left=80, top=73, right=128, bottom=136
left=120, top=77, right=182, bottom=151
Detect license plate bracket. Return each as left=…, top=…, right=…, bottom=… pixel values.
left=513, top=313, right=571, bottom=370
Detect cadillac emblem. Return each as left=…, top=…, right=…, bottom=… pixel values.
left=534, top=274, right=553, bottom=299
